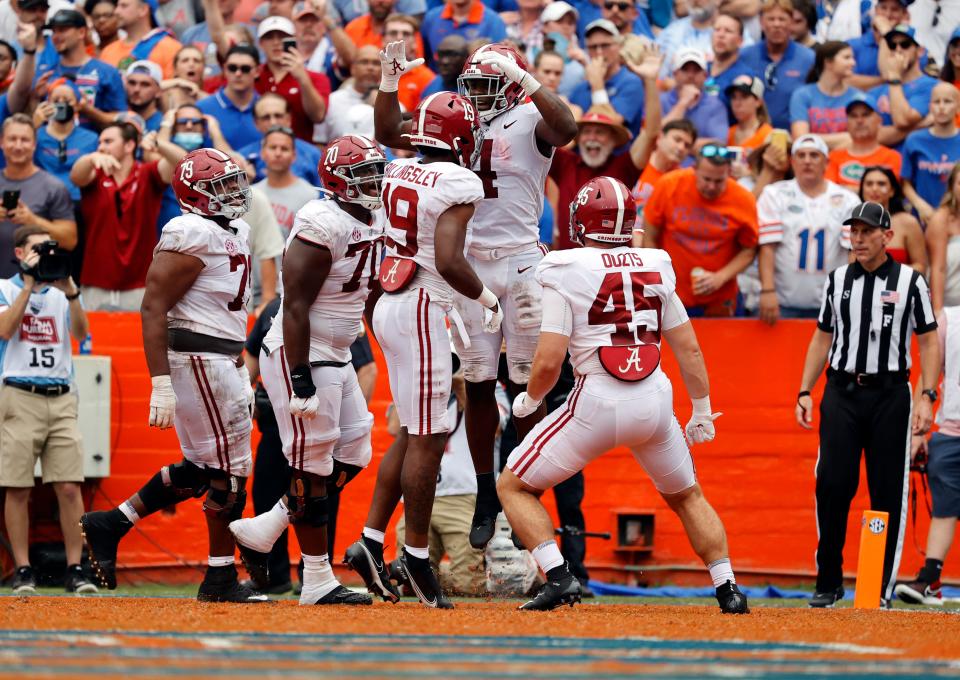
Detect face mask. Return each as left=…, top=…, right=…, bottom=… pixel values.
left=53, top=102, right=74, bottom=123
left=173, top=131, right=204, bottom=151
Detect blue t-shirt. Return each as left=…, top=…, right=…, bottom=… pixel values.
left=421, top=4, right=507, bottom=69
left=34, top=125, right=100, bottom=202
left=421, top=74, right=450, bottom=101
left=538, top=196, right=554, bottom=246
left=238, top=138, right=323, bottom=189
left=869, top=75, right=940, bottom=127
left=0, top=94, right=8, bottom=121
left=789, top=84, right=859, bottom=133
left=739, top=40, right=815, bottom=129
left=570, top=66, right=646, bottom=135
left=34, top=58, right=127, bottom=130
left=196, top=89, right=261, bottom=151
left=660, top=89, right=728, bottom=143
left=901, top=129, right=960, bottom=208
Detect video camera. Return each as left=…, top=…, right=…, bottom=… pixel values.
left=21, top=240, right=72, bottom=283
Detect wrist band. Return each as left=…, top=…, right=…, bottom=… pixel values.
left=476, top=285, right=498, bottom=309
left=65, top=291, right=80, bottom=300
left=760, top=289, right=776, bottom=294
left=591, top=90, right=610, bottom=106
left=22, top=49, right=35, bottom=55
left=797, top=390, right=811, bottom=400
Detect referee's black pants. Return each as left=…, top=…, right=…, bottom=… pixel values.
left=815, top=379, right=911, bottom=599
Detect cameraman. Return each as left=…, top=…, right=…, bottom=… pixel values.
left=1, top=225, right=94, bottom=595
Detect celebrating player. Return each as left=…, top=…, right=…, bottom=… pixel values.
left=343, top=88, right=499, bottom=609
left=81, top=149, right=268, bottom=603
left=228, top=135, right=386, bottom=607
left=498, top=177, right=750, bottom=614
left=452, top=42, right=579, bottom=548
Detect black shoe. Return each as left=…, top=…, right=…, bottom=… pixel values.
left=197, top=565, right=271, bottom=603
left=11, top=566, right=36, bottom=595
left=388, top=558, right=411, bottom=595
left=895, top=577, right=943, bottom=606
left=520, top=572, right=582, bottom=611
left=715, top=580, right=749, bottom=614
left=235, top=544, right=270, bottom=592
left=580, top=583, right=595, bottom=599
left=399, top=551, right=453, bottom=609
left=240, top=578, right=292, bottom=595
left=343, top=539, right=401, bottom=603
left=65, top=564, right=98, bottom=594
left=79, top=509, right=131, bottom=590
left=809, top=586, right=844, bottom=608
left=310, top=584, right=373, bottom=605
left=469, top=505, right=500, bottom=550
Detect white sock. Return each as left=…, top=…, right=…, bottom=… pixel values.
left=234, top=500, right=290, bottom=552
left=708, top=558, right=736, bottom=588
left=362, top=527, right=385, bottom=544
left=404, top=544, right=429, bottom=560
left=119, top=501, right=140, bottom=525
left=208, top=555, right=235, bottom=567
left=299, top=553, right=339, bottom=604
left=531, top=540, right=564, bottom=574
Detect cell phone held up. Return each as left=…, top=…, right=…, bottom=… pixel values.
left=283, top=38, right=297, bottom=53
left=2, top=189, right=19, bottom=212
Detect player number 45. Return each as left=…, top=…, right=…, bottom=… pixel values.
left=588, top=270, right=663, bottom=345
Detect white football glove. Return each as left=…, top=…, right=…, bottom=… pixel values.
left=684, top=397, right=722, bottom=446
left=477, top=51, right=541, bottom=96
left=483, top=302, right=503, bottom=334
left=237, top=363, right=255, bottom=416
left=379, top=40, right=425, bottom=93
left=512, top=391, right=542, bottom=418
left=149, top=375, right=177, bottom=429
left=289, top=394, right=321, bottom=419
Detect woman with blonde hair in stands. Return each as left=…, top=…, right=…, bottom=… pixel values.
left=927, top=161, right=960, bottom=310
left=161, top=46, right=209, bottom=109
left=858, top=166, right=927, bottom=271
left=726, top=74, right=772, bottom=152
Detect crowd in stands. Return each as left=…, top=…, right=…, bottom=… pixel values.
left=0, top=0, right=958, bottom=318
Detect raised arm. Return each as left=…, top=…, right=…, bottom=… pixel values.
left=627, top=44, right=665, bottom=169
left=374, top=42, right=418, bottom=150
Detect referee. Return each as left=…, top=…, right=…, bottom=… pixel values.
left=795, top=202, right=940, bottom=608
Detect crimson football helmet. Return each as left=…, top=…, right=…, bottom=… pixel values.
left=458, top=42, right=528, bottom=123
left=404, top=91, right=482, bottom=168
left=320, top=135, right=387, bottom=210
left=569, top=177, right=637, bottom=245
left=173, top=148, right=251, bottom=219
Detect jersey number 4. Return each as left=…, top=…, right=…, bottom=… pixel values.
left=477, top=139, right=498, bottom=199
left=383, top=184, right=419, bottom=256
left=588, top=270, right=663, bottom=345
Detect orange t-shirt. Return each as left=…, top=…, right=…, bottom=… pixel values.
left=344, top=15, right=426, bottom=60
left=100, top=33, right=182, bottom=78
left=727, top=123, right=773, bottom=152
left=825, top=146, right=903, bottom=190
left=643, top=168, right=759, bottom=309
left=633, top=162, right=664, bottom=212
left=397, top=64, right=436, bottom=112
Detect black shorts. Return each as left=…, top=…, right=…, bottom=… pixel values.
left=928, top=432, right=960, bottom=518
left=350, top=335, right=374, bottom=371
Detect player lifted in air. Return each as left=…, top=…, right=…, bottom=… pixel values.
left=499, top=177, right=750, bottom=614
left=343, top=89, right=500, bottom=609
left=80, top=149, right=268, bottom=603
left=373, top=39, right=579, bottom=549
left=228, top=135, right=387, bottom=606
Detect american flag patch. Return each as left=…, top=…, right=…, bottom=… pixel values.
left=880, top=290, right=900, bottom=303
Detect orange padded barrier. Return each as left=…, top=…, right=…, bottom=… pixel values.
left=80, top=313, right=955, bottom=585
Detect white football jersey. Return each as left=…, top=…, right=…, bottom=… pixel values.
left=156, top=213, right=252, bottom=343
left=470, top=103, right=552, bottom=254
left=757, top=179, right=859, bottom=309
left=264, top=198, right=386, bottom=363
left=382, top=157, right=484, bottom=301
left=536, top=247, right=686, bottom=373
left=0, top=280, right=72, bottom=381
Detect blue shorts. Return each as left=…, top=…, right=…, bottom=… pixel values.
left=928, top=432, right=960, bottom=518
left=350, top=335, right=374, bottom=371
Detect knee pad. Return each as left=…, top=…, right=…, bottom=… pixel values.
left=202, top=472, right=247, bottom=521
left=328, top=460, right=363, bottom=492
left=507, top=357, right=533, bottom=385
left=286, top=472, right=329, bottom=527
left=161, top=460, right=209, bottom=499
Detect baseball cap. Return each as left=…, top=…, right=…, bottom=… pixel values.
left=845, top=91, right=879, bottom=113
left=673, top=47, right=707, bottom=72
left=724, top=74, right=763, bottom=99
left=843, top=202, right=891, bottom=230
left=885, top=24, right=917, bottom=44
left=541, top=0, right=578, bottom=23
left=791, top=133, right=828, bottom=157
left=584, top=18, right=619, bottom=37
left=46, top=8, right=86, bottom=28
left=576, top=106, right=631, bottom=147
left=293, top=2, right=319, bottom=20
left=950, top=26, right=960, bottom=45
left=125, top=59, right=162, bottom=85
left=258, top=15, right=296, bottom=39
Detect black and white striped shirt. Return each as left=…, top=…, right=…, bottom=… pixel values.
left=817, top=258, right=937, bottom=374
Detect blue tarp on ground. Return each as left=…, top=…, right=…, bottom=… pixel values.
left=587, top=581, right=960, bottom=600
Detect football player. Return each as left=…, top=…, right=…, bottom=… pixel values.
left=498, top=176, right=750, bottom=615
left=227, top=135, right=386, bottom=607
left=81, top=149, right=268, bottom=603
left=344, top=90, right=500, bottom=609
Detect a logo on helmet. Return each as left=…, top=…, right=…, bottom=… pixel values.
left=325, top=145, right=339, bottom=166
left=575, top=185, right=595, bottom=207
left=179, top=160, right=194, bottom=181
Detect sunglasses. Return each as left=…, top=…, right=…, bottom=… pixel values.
left=176, top=117, right=204, bottom=126
left=933, top=1, right=942, bottom=27
left=57, top=139, right=67, bottom=165
left=764, top=62, right=777, bottom=89
left=886, top=38, right=915, bottom=51
left=604, top=1, right=632, bottom=9
left=700, top=144, right=734, bottom=163
left=226, top=63, right=254, bottom=74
